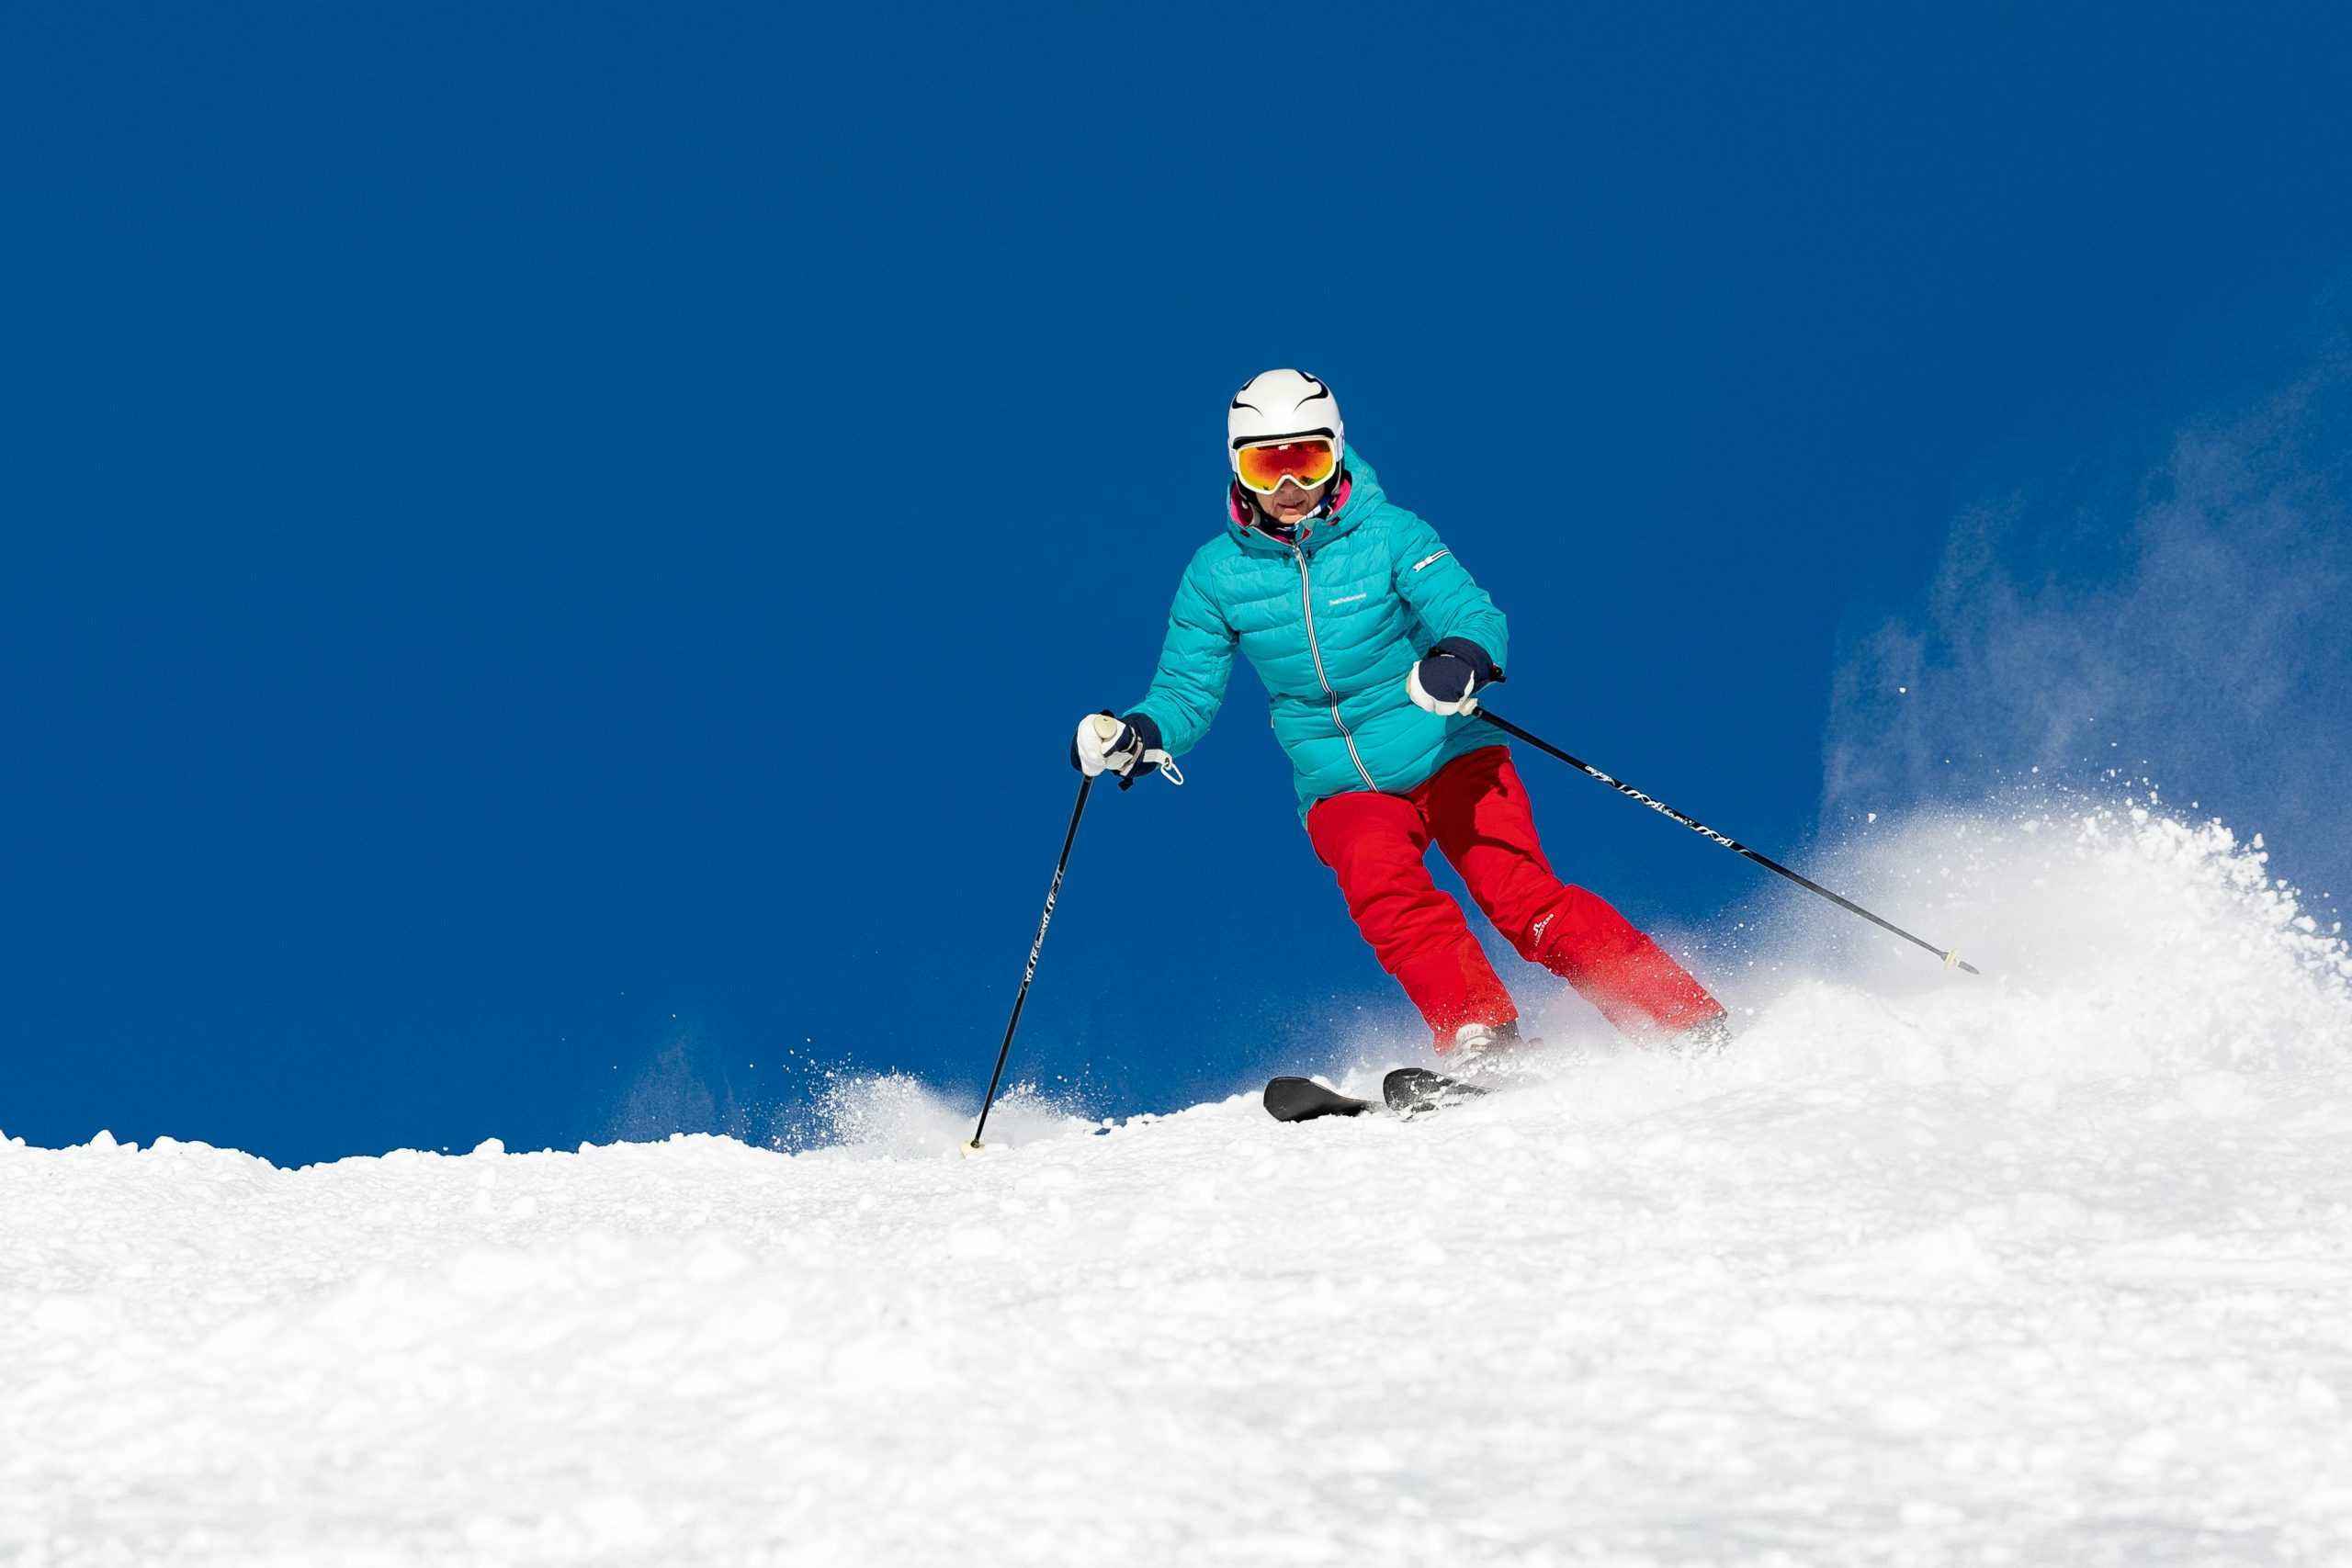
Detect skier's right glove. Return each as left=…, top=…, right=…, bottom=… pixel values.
left=1070, top=711, right=1178, bottom=789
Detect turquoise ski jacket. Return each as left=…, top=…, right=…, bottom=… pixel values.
left=1129, top=448, right=1509, bottom=820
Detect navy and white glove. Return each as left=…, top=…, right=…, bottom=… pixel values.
left=1070, top=710, right=1174, bottom=789
left=1407, top=637, right=1502, bottom=717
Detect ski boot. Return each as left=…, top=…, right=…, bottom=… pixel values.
left=1663, top=1012, right=1735, bottom=1056
left=1384, top=1021, right=1524, bottom=1116
left=1451, top=1019, right=1537, bottom=1077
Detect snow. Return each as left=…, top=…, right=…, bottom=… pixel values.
left=6, top=805, right=2352, bottom=1565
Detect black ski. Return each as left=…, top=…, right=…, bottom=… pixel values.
left=1383, top=1066, right=1489, bottom=1117
left=1262, top=1077, right=1374, bottom=1122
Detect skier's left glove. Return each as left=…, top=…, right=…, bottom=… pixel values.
left=1070, top=711, right=1180, bottom=790
left=1407, top=637, right=1502, bottom=717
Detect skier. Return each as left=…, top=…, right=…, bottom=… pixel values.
left=1072, top=369, right=1731, bottom=1066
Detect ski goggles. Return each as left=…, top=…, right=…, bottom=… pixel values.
left=1232, top=436, right=1340, bottom=494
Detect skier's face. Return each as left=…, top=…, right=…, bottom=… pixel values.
left=1258, top=476, right=1328, bottom=527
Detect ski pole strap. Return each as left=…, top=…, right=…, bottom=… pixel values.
left=1473, top=707, right=1979, bottom=976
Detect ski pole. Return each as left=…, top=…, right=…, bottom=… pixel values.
left=968, top=774, right=1093, bottom=1150
left=1474, top=707, right=1979, bottom=976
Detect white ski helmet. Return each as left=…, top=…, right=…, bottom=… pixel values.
left=1227, top=368, right=1342, bottom=477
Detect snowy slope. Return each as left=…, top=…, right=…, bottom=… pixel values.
left=6, top=805, right=2352, bottom=1567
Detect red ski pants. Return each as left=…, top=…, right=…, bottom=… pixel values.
left=1306, top=746, right=1724, bottom=1051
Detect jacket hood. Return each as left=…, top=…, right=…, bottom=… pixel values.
left=1226, top=444, right=1385, bottom=556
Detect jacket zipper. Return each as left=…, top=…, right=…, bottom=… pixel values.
left=1294, top=545, right=1380, bottom=792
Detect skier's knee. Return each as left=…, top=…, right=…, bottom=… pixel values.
left=1521, top=886, right=1644, bottom=971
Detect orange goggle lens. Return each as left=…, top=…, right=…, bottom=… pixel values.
left=1235, top=438, right=1339, bottom=494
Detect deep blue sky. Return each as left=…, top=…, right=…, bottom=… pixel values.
left=6, top=4, right=2349, bottom=1164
